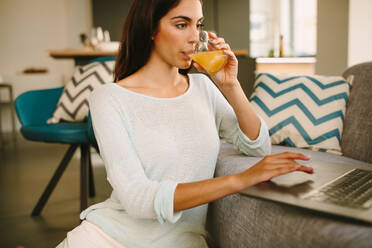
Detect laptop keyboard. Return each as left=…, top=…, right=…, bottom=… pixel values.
left=304, top=169, right=372, bottom=209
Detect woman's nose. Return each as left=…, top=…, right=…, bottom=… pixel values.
left=189, top=27, right=200, bottom=44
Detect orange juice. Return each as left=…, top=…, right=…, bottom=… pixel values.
left=189, top=50, right=227, bottom=74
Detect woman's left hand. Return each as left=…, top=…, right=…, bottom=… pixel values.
left=193, top=32, right=239, bottom=89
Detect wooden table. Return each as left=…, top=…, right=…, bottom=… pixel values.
left=49, top=49, right=117, bottom=66
left=48, top=49, right=249, bottom=66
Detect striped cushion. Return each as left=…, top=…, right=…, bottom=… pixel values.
left=250, top=73, right=352, bottom=154
left=48, top=61, right=114, bottom=123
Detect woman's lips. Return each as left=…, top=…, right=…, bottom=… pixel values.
left=182, top=51, right=194, bottom=60
left=183, top=51, right=194, bottom=56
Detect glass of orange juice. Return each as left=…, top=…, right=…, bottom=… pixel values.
left=189, top=50, right=227, bottom=75
left=189, top=31, right=227, bottom=75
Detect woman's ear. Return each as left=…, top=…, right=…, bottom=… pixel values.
left=151, top=29, right=158, bottom=41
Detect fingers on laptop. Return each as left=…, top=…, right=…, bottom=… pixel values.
left=272, top=151, right=311, bottom=160
left=279, top=152, right=313, bottom=174
left=265, top=152, right=314, bottom=175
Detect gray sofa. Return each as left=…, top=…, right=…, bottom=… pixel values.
left=206, top=62, right=372, bottom=248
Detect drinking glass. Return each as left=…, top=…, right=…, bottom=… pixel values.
left=189, top=31, right=227, bottom=74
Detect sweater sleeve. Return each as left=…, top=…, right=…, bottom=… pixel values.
left=89, top=87, right=182, bottom=224
left=204, top=76, right=271, bottom=156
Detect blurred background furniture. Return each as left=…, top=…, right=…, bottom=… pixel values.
left=206, top=61, right=372, bottom=247
left=14, top=87, right=96, bottom=216
left=49, top=49, right=117, bottom=66
left=0, top=80, right=17, bottom=148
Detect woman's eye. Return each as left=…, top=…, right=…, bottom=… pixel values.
left=176, top=23, right=187, bottom=29
left=197, top=23, right=205, bottom=30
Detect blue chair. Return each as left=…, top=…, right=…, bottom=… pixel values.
left=14, top=87, right=95, bottom=216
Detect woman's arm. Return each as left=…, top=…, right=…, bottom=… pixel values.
left=175, top=33, right=314, bottom=212
left=194, top=32, right=261, bottom=141
left=219, top=82, right=261, bottom=140
left=91, top=86, right=312, bottom=215
left=174, top=152, right=313, bottom=211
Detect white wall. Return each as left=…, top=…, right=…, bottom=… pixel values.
left=0, top=0, right=92, bottom=132
left=0, top=0, right=92, bottom=79
left=348, top=0, right=372, bottom=66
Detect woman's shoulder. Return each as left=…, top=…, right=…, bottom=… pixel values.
left=91, top=83, right=120, bottom=98
left=89, top=83, right=123, bottom=106
left=188, top=73, right=220, bottom=95
left=188, top=72, right=210, bottom=83
left=189, top=73, right=214, bottom=88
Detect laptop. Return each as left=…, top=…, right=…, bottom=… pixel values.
left=239, top=160, right=372, bottom=224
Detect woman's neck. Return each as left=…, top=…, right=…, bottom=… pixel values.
left=116, top=52, right=189, bottom=98
left=133, top=52, right=186, bottom=89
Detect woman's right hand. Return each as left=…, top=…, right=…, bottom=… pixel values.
left=236, top=152, right=314, bottom=189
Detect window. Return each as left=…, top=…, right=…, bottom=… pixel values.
left=250, top=0, right=317, bottom=57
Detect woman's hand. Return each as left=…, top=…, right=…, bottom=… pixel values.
left=174, top=152, right=313, bottom=212
left=236, top=152, right=314, bottom=189
left=193, top=32, right=239, bottom=89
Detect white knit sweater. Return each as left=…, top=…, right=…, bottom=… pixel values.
left=81, top=73, right=271, bottom=248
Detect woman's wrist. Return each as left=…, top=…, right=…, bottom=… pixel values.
left=230, top=173, right=254, bottom=192
left=217, top=79, right=241, bottom=97
left=219, top=81, right=249, bottom=112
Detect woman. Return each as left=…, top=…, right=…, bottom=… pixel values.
left=57, top=0, right=313, bottom=247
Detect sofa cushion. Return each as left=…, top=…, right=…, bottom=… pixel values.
left=249, top=73, right=351, bottom=155
left=48, top=61, right=114, bottom=123
left=342, top=62, right=372, bottom=163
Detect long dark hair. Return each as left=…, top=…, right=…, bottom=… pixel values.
left=114, top=0, right=201, bottom=82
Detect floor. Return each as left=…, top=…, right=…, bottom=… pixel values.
left=0, top=132, right=112, bottom=248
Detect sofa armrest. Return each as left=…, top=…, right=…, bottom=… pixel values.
left=206, top=144, right=372, bottom=248
left=342, top=62, right=372, bottom=163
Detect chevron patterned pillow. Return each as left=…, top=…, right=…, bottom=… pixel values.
left=48, top=61, right=115, bottom=123
left=250, top=73, right=352, bottom=155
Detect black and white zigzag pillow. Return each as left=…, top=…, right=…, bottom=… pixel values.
left=48, top=61, right=115, bottom=123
